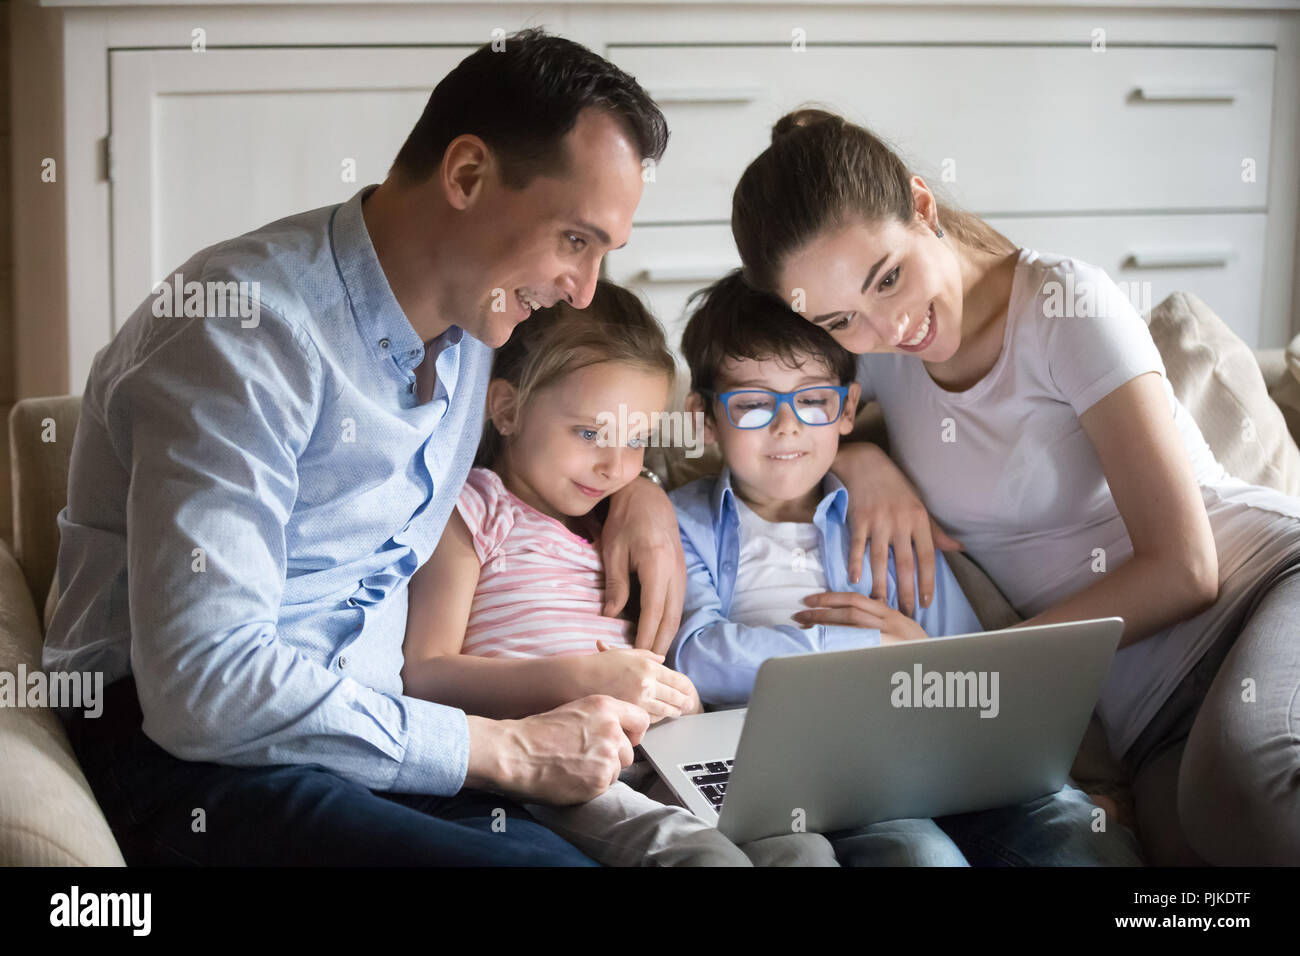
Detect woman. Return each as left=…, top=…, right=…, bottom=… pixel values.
left=730, top=107, right=1300, bottom=865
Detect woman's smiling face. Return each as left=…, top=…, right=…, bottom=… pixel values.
left=778, top=179, right=964, bottom=362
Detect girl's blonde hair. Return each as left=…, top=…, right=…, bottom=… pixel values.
left=731, top=107, right=1016, bottom=295
left=476, top=279, right=678, bottom=469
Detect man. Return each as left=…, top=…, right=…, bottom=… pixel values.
left=45, top=28, right=686, bottom=865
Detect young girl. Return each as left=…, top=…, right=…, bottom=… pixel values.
left=730, top=107, right=1300, bottom=865
left=402, top=279, right=836, bottom=867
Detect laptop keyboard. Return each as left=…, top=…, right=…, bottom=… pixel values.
left=680, top=759, right=735, bottom=811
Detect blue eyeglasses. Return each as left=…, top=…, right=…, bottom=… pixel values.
left=707, top=386, right=850, bottom=430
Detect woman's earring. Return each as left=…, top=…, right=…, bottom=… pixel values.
left=934, top=225, right=945, bottom=238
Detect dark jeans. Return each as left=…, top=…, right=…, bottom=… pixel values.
left=63, top=676, right=598, bottom=866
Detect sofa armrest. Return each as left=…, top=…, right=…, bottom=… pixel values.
left=0, top=540, right=125, bottom=865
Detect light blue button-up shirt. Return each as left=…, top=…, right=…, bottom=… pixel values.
left=43, top=184, right=492, bottom=796
left=668, top=465, right=983, bottom=706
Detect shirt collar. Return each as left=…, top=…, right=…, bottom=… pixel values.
left=331, top=183, right=431, bottom=371
left=711, top=463, right=849, bottom=528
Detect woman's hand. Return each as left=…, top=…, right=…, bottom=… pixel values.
left=829, top=442, right=963, bottom=618
left=571, top=640, right=698, bottom=722
left=601, top=475, right=687, bottom=655
left=792, top=591, right=929, bottom=643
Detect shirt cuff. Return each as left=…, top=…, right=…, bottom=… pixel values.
left=390, top=695, right=470, bottom=795
left=820, top=623, right=881, bottom=651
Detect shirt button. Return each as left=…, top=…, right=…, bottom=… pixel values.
left=408, top=382, right=416, bottom=393
left=348, top=597, right=358, bottom=607
left=338, top=656, right=349, bottom=669
left=379, top=338, right=390, bottom=350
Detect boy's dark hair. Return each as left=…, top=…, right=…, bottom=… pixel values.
left=390, top=27, right=669, bottom=189
left=680, top=269, right=857, bottom=419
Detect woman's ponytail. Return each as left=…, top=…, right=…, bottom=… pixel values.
left=770, top=106, right=842, bottom=143
left=735, top=105, right=1015, bottom=297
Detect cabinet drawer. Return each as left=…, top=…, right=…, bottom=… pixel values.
left=989, top=212, right=1267, bottom=346
left=605, top=224, right=740, bottom=350
left=613, top=45, right=1274, bottom=223
left=606, top=213, right=1267, bottom=350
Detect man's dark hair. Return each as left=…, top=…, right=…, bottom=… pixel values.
left=680, top=269, right=857, bottom=420
left=390, top=27, right=668, bottom=189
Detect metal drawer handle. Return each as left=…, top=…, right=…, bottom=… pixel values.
left=647, top=86, right=766, bottom=105
left=1125, top=248, right=1233, bottom=269
left=641, top=263, right=739, bottom=283
left=1133, top=86, right=1238, bottom=103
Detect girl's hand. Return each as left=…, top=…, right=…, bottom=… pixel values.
left=792, top=591, right=929, bottom=643
left=601, top=476, right=687, bottom=656
left=575, top=640, right=697, bottom=722
left=829, top=442, right=963, bottom=618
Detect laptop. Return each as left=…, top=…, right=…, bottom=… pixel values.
left=639, top=617, right=1123, bottom=846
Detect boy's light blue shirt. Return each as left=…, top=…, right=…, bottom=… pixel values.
left=668, top=464, right=983, bottom=706
left=43, top=184, right=491, bottom=796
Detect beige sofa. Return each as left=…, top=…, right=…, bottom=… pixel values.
left=3, top=291, right=1298, bottom=866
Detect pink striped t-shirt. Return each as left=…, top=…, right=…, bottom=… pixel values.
left=454, top=466, right=635, bottom=658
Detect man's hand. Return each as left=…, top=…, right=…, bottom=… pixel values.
left=829, top=442, right=963, bottom=618
left=601, top=476, right=686, bottom=655
left=464, top=696, right=650, bottom=806
left=792, top=591, right=928, bottom=643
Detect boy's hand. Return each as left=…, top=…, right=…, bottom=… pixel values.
left=573, top=640, right=697, bottom=722
left=792, top=591, right=929, bottom=643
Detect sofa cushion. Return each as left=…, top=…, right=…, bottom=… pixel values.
left=1267, top=334, right=1300, bottom=445
left=0, top=540, right=125, bottom=865
left=1145, top=292, right=1300, bottom=497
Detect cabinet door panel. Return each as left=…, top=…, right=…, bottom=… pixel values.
left=110, top=47, right=473, bottom=328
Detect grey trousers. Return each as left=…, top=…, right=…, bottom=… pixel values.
left=1123, top=559, right=1300, bottom=865
left=524, top=760, right=839, bottom=866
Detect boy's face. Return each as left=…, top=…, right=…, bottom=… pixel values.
left=493, top=361, right=669, bottom=522
left=688, top=354, right=860, bottom=510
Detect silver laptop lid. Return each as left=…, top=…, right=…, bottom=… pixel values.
left=716, top=618, right=1123, bottom=845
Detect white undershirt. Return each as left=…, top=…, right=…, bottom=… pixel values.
left=727, top=495, right=830, bottom=628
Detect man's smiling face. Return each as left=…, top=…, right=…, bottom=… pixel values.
left=456, top=108, right=645, bottom=348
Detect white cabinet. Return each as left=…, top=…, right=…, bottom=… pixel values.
left=612, top=44, right=1276, bottom=223
left=11, top=0, right=1300, bottom=399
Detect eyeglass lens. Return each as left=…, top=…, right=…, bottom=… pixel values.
left=726, top=388, right=842, bottom=428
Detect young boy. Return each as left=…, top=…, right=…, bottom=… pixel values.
left=666, top=269, right=1143, bottom=867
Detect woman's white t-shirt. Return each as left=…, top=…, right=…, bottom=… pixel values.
left=858, top=247, right=1300, bottom=758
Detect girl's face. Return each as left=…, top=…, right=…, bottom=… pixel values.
left=495, top=361, right=670, bottom=522
left=777, top=178, right=964, bottom=363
